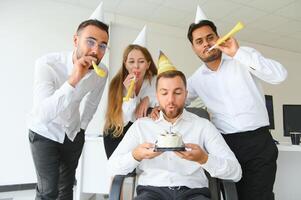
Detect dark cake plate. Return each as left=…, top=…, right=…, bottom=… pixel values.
left=154, top=146, right=186, bottom=152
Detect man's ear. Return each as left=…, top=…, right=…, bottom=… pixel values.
left=73, top=34, right=79, bottom=48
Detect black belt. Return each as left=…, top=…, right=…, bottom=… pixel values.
left=167, top=186, right=189, bottom=190
left=225, top=126, right=269, bottom=135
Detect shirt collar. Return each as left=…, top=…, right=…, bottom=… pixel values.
left=200, top=52, right=232, bottom=74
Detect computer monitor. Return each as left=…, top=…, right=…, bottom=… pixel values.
left=265, top=95, right=275, bottom=130
left=283, top=105, right=301, bottom=136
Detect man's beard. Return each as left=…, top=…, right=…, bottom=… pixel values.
left=200, top=49, right=222, bottom=63
left=75, top=46, right=98, bottom=69
left=161, top=105, right=184, bottom=120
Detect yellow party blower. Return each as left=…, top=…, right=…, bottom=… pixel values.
left=123, top=77, right=136, bottom=102
left=208, top=22, right=244, bottom=51
left=92, top=60, right=106, bottom=77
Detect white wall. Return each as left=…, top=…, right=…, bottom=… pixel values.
left=0, top=0, right=92, bottom=185
left=0, top=0, right=300, bottom=186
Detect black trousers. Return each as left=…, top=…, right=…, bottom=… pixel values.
left=103, top=122, right=133, bottom=159
left=135, top=185, right=210, bottom=200
left=29, top=129, right=85, bottom=200
left=222, top=126, right=278, bottom=200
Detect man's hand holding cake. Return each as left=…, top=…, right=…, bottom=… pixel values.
left=132, top=143, right=162, bottom=162
left=175, top=143, right=209, bottom=165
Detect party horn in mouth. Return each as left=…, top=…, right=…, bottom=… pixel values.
left=208, top=21, right=244, bottom=51
left=92, top=60, right=106, bottom=77
left=123, top=76, right=136, bottom=102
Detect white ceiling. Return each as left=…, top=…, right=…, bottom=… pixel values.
left=56, top=0, right=301, bottom=53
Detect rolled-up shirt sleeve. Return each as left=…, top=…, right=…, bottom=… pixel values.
left=32, top=62, right=75, bottom=124
left=234, top=47, right=287, bottom=84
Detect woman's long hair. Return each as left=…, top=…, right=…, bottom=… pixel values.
left=104, top=44, right=157, bottom=138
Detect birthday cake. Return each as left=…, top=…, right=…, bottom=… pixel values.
left=154, top=131, right=185, bottom=151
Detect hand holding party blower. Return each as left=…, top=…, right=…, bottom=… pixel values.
left=208, top=22, right=244, bottom=51
left=92, top=60, right=106, bottom=77
left=123, top=76, right=136, bottom=102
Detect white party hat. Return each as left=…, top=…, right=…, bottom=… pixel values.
left=132, top=25, right=147, bottom=47
left=89, top=2, right=104, bottom=22
left=194, top=5, right=207, bottom=23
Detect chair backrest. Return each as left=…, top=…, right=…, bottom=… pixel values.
left=185, top=107, right=223, bottom=200
left=185, top=107, right=210, bottom=120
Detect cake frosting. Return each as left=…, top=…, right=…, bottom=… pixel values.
left=155, top=132, right=184, bottom=148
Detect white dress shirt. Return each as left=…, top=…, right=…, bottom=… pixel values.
left=108, top=110, right=242, bottom=188
left=27, top=51, right=108, bottom=143
left=122, top=76, right=157, bottom=125
left=187, top=47, right=287, bottom=134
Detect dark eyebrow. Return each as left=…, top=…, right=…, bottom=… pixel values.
left=159, top=88, right=183, bottom=92
left=195, top=33, right=215, bottom=41
left=206, top=33, right=215, bottom=38
left=87, top=36, right=97, bottom=41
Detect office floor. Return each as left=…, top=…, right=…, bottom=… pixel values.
left=0, top=189, right=34, bottom=200
left=0, top=189, right=108, bottom=200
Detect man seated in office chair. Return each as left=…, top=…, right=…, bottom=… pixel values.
left=108, top=51, right=242, bottom=200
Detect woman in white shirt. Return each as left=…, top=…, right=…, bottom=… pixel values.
left=104, top=44, right=157, bottom=158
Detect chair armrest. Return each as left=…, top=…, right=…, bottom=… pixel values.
left=220, top=179, right=238, bottom=200
left=204, top=171, right=221, bottom=200
left=109, top=172, right=136, bottom=200
left=204, top=170, right=238, bottom=200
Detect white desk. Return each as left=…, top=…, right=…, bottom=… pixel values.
left=274, top=143, right=301, bottom=200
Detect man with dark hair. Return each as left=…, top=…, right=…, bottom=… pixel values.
left=187, top=20, right=218, bottom=43
left=27, top=18, right=109, bottom=199
left=186, top=8, right=287, bottom=200
left=76, top=19, right=109, bottom=35
left=109, top=52, right=241, bottom=200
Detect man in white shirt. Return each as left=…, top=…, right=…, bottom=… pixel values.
left=27, top=19, right=109, bottom=199
left=186, top=19, right=287, bottom=200
left=108, top=69, right=241, bottom=200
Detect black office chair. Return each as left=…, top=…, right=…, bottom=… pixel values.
left=109, top=107, right=238, bottom=200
